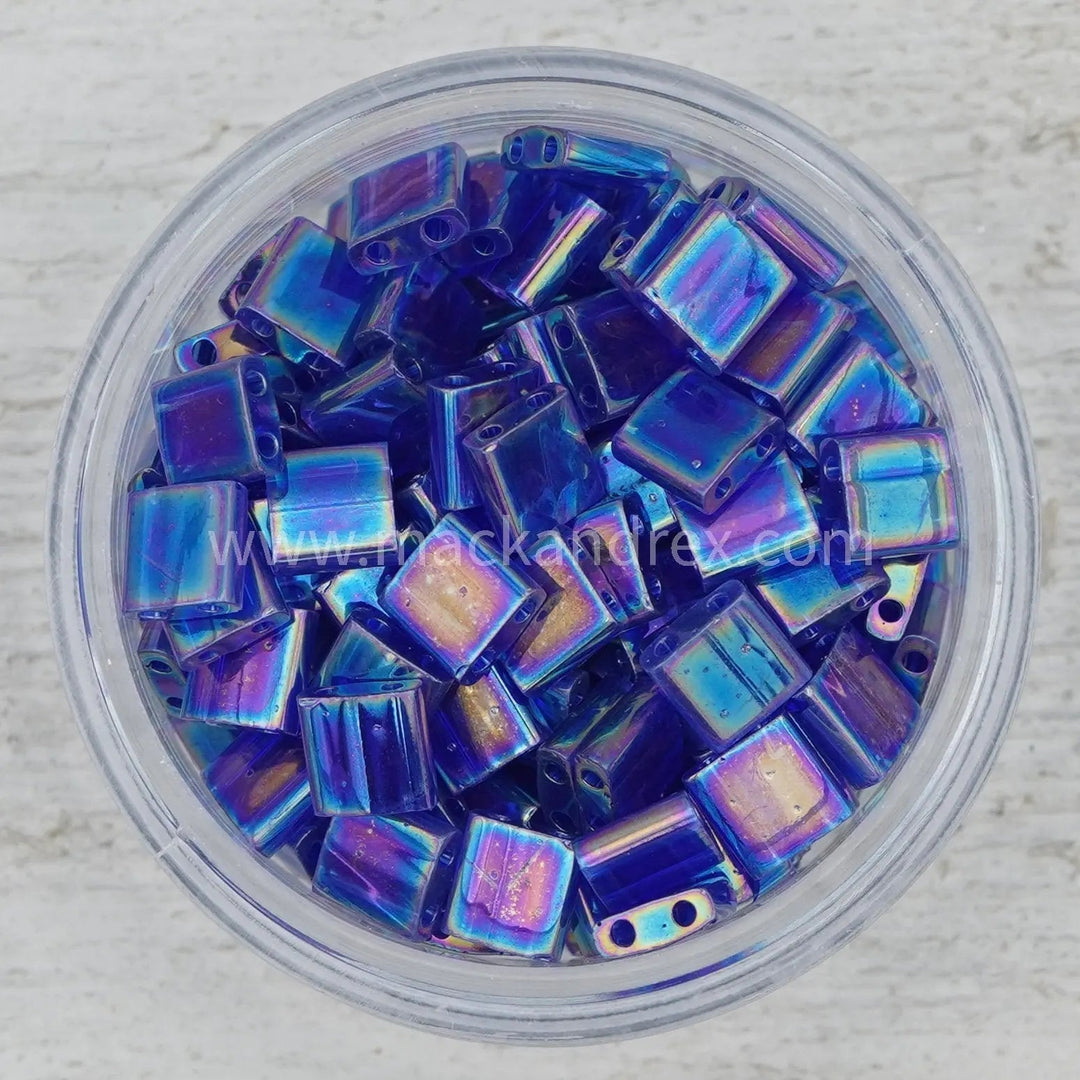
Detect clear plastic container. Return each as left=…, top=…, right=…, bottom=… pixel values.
left=46, top=48, right=1039, bottom=1043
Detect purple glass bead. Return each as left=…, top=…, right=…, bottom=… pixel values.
left=381, top=514, right=545, bottom=679
left=181, top=608, right=319, bottom=734
left=612, top=366, right=785, bottom=515
left=752, top=555, right=890, bottom=646
left=347, top=143, right=469, bottom=272
left=427, top=359, right=539, bottom=512
left=152, top=355, right=286, bottom=493
left=818, top=429, right=960, bottom=559
left=504, top=531, right=620, bottom=694
left=173, top=320, right=272, bottom=373
left=164, top=536, right=291, bottom=669
left=722, top=288, right=854, bottom=415
left=489, top=310, right=564, bottom=386
left=591, top=888, right=718, bottom=957
left=593, top=439, right=677, bottom=538
left=672, top=452, right=820, bottom=582
left=503, top=126, right=673, bottom=183
left=204, top=730, right=315, bottom=855
left=463, top=383, right=606, bottom=541
left=298, top=679, right=436, bottom=816
left=705, top=176, right=847, bottom=291
left=684, top=714, right=853, bottom=890
left=865, top=557, right=929, bottom=643
left=624, top=200, right=795, bottom=375
left=539, top=291, right=684, bottom=428
left=640, top=580, right=812, bottom=751
left=462, top=773, right=543, bottom=830
left=786, top=338, right=933, bottom=466
left=266, top=445, right=397, bottom=573
left=575, top=792, right=751, bottom=913
left=219, top=228, right=285, bottom=320
left=826, top=281, right=917, bottom=383
left=124, top=481, right=250, bottom=619
left=527, top=667, right=593, bottom=730
left=791, top=625, right=919, bottom=787
left=481, top=183, right=613, bottom=312
left=314, top=812, right=461, bottom=938
left=317, top=605, right=451, bottom=710
left=429, top=666, right=544, bottom=794
left=444, top=815, right=576, bottom=959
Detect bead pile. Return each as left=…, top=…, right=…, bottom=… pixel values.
left=124, top=127, right=960, bottom=961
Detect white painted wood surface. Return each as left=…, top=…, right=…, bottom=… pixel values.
left=1, top=2, right=1077, bottom=1076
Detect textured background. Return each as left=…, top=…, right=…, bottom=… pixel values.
left=2, top=1, right=1078, bottom=1077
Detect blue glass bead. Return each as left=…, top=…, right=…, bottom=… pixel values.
left=489, top=310, right=564, bottom=385
left=219, top=228, right=285, bottom=319
left=752, top=555, right=890, bottom=646
left=818, top=429, right=960, bottom=559
left=204, top=730, right=316, bottom=855
left=593, top=439, right=677, bottom=539
left=381, top=514, right=545, bottom=679
left=575, top=792, right=751, bottom=913
left=586, top=633, right=646, bottom=687
left=441, top=153, right=542, bottom=268
left=527, top=668, right=593, bottom=730
left=314, top=566, right=391, bottom=627
left=623, top=200, right=795, bottom=375
left=290, top=817, right=329, bottom=878
left=181, top=608, right=319, bottom=734
left=826, top=281, right=917, bottom=383
left=137, top=622, right=187, bottom=715
left=427, top=360, right=539, bottom=512
left=502, top=126, right=672, bottom=184
left=722, top=288, right=854, bottom=415
left=572, top=498, right=663, bottom=626
left=462, top=773, right=544, bottom=830
left=865, top=557, right=929, bottom=643
left=347, top=143, right=469, bottom=272
left=684, top=714, right=852, bottom=891
left=640, top=580, right=812, bottom=751
left=394, top=472, right=441, bottom=541
left=504, top=531, right=620, bottom=694
left=164, top=535, right=291, bottom=669
left=612, top=366, right=785, bottom=515
left=890, top=556, right=950, bottom=700
left=704, top=176, right=847, bottom=291
left=124, top=481, right=250, bottom=619
left=428, top=666, right=544, bottom=794
left=592, top=888, right=718, bottom=957
left=786, top=338, right=933, bottom=466
left=266, top=445, right=397, bottom=573
left=236, top=217, right=380, bottom=372
left=463, top=383, right=606, bottom=541
left=444, top=815, right=576, bottom=959
left=314, top=812, right=461, bottom=938
left=173, top=320, right=271, bottom=372
left=481, top=183, right=612, bottom=312
left=173, top=717, right=236, bottom=771
left=152, top=355, right=286, bottom=493
left=790, top=625, right=918, bottom=788
left=298, top=679, right=437, bottom=816
left=573, top=680, right=685, bottom=829
left=317, top=605, right=452, bottom=710
left=672, top=452, right=820, bottom=582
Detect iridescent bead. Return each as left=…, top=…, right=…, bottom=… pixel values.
left=527, top=668, right=593, bottom=730
left=152, top=355, right=286, bottom=493
left=752, top=555, right=889, bottom=646
left=786, top=338, right=933, bottom=466
left=865, top=557, right=929, bottom=643
left=826, top=281, right=917, bottom=383
left=672, top=452, right=820, bottom=582
left=204, top=730, right=316, bottom=855
left=218, top=228, right=285, bottom=319
left=314, top=566, right=392, bottom=627
left=502, top=126, right=673, bottom=183
left=173, top=717, right=236, bottom=772
left=137, top=622, right=187, bottom=716
left=426, top=360, right=539, bottom=512
left=381, top=514, right=544, bottom=679
left=463, top=383, right=606, bottom=541
left=266, top=445, right=397, bottom=574
left=612, top=367, right=785, bottom=515
left=123, top=481, right=250, bottom=619
left=684, top=714, right=853, bottom=890
left=640, top=580, right=811, bottom=751
left=443, top=815, right=576, bottom=959
left=575, top=792, right=751, bottom=913
left=721, top=287, right=854, bottom=415
left=298, top=679, right=437, bottom=816
left=818, top=429, right=960, bottom=559
left=489, top=309, right=564, bottom=386
left=592, top=888, right=717, bottom=957
left=704, top=176, right=847, bottom=290
left=314, top=812, right=461, bottom=938
left=173, top=320, right=271, bottom=372
left=347, top=143, right=469, bottom=272
left=622, top=200, right=795, bottom=375
left=504, top=532, right=620, bottom=695
left=890, top=555, right=951, bottom=700
left=428, top=666, right=545, bottom=794
left=462, top=773, right=544, bottom=830
left=181, top=608, right=319, bottom=735
left=790, top=625, right=919, bottom=788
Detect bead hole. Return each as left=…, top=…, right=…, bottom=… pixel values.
left=671, top=899, right=697, bottom=927
left=877, top=598, right=905, bottom=623
left=609, top=919, right=636, bottom=948
left=580, top=768, right=604, bottom=790
left=365, top=240, right=392, bottom=265
left=256, top=432, right=280, bottom=460
left=146, top=658, right=174, bottom=676
left=192, top=338, right=217, bottom=366
left=478, top=424, right=502, bottom=440
left=507, top=135, right=524, bottom=163
left=471, top=233, right=497, bottom=257
left=525, top=390, right=552, bottom=410
left=421, top=216, right=453, bottom=245
left=542, top=135, right=559, bottom=163
left=901, top=648, right=930, bottom=674
left=552, top=322, right=576, bottom=350
left=244, top=369, right=268, bottom=397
